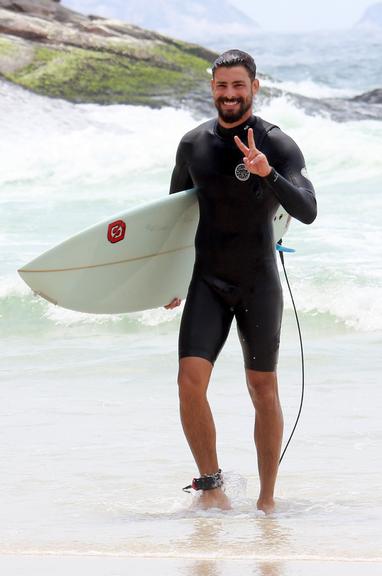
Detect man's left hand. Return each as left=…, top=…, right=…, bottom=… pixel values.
left=234, top=128, right=272, bottom=178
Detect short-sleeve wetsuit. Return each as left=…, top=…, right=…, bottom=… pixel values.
left=170, top=114, right=317, bottom=371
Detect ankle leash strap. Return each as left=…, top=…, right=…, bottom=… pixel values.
left=183, top=469, right=223, bottom=493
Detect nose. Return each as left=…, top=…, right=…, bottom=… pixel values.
left=225, top=86, right=236, bottom=99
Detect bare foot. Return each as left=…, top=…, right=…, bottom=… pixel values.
left=257, top=498, right=275, bottom=514
left=193, top=488, right=232, bottom=511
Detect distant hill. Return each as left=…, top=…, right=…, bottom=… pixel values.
left=355, top=2, right=382, bottom=29
left=62, top=0, right=260, bottom=43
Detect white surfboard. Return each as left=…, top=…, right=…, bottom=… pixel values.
left=18, top=188, right=291, bottom=314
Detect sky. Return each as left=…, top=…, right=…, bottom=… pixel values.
left=231, top=0, right=376, bottom=31
left=62, top=0, right=378, bottom=32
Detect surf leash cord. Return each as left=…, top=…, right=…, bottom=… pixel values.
left=277, top=240, right=305, bottom=465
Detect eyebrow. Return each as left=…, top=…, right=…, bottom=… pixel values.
left=215, top=80, right=246, bottom=85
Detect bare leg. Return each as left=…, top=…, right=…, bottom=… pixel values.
left=178, top=356, right=231, bottom=509
left=246, top=370, right=283, bottom=514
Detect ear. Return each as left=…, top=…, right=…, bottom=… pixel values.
left=211, top=77, right=216, bottom=94
left=252, top=78, right=260, bottom=96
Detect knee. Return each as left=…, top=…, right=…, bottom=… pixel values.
left=178, top=368, right=198, bottom=398
left=177, top=359, right=211, bottom=404
left=178, top=370, right=205, bottom=406
left=247, top=372, right=278, bottom=410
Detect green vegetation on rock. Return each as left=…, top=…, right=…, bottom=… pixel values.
left=0, top=36, right=16, bottom=55
left=4, top=41, right=210, bottom=105
left=0, top=0, right=218, bottom=106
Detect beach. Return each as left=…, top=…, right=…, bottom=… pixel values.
left=1, top=28, right=382, bottom=576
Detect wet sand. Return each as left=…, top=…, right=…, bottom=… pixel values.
left=1, top=555, right=382, bottom=576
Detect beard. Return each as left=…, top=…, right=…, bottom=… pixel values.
left=214, top=93, right=253, bottom=124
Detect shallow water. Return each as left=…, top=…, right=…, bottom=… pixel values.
left=1, top=321, right=381, bottom=561
left=1, top=29, right=381, bottom=572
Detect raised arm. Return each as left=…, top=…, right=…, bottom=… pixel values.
left=234, top=127, right=317, bottom=225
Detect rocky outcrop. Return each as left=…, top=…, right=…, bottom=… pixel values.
left=351, top=88, right=382, bottom=104
left=0, top=0, right=218, bottom=109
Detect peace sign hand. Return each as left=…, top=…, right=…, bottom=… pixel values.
left=234, top=128, right=272, bottom=178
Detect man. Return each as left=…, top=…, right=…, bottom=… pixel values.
left=165, top=50, right=317, bottom=513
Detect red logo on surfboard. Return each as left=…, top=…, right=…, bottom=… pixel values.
left=107, top=220, right=126, bottom=244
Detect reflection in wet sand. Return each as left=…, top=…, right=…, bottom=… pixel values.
left=183, top=557, right=284, bottom=576
left=180, top=512, right=290, bottom=576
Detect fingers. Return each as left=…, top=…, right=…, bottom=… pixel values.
left=164, top=297, right=182, bottom=309
left=247, top=128, right=258, bottom=152
left=234, top=135, right=249, bottom=155
left=234, top=128, right=258, bottom=157
left=235, top=128, right=269, bottom=176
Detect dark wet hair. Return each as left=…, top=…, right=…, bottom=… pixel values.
left=212, top=49, right=257, bottom=81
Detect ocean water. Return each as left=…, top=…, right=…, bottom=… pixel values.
left=1, top=30, right=382, bottom=574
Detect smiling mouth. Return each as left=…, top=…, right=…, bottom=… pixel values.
left=222, top=99, right=241, bottom=106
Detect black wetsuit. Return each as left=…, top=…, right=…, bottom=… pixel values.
left=170, top=115, right=317, bottom=371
